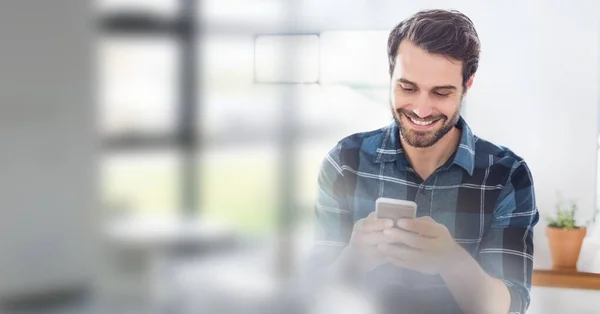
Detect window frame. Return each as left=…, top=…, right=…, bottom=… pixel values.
left=99, top=0, right=198, bottom=215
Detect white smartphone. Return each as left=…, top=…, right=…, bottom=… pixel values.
left=375, top=197, right=417, bottom=227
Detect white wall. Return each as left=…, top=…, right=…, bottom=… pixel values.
left=461, top=1, right=600, bottom=311
left=461, top=0, right=599, bottom=262
left=407, top=1, right=600, bottom=312
left=426, top=1, right=600, bottom=312
left=0, top=1, right=97, bottom=300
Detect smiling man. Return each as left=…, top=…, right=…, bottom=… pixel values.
left=310, top=9, right=539, bottom=314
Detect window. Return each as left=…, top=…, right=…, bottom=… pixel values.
left=320, top=31, right=389, bottom=86
left=200, top=0, right=285, bottom=31
left=98, top=35, right=178, bottom=136
left=98, top=2, right=392, bottom=236
left=198, top=145, right=278, bottom=236
left=102, top=151, right=179, bottom=217
left=98, top=0, right=191, bottom=219
left=254, top=35, right=320, bottom=83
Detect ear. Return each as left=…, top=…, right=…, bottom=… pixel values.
left=464, top=74, right=475, bottom=91
left=462, top=74, right=475, bottom=96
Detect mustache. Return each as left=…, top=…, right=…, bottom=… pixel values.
left=397, top=108, right=446, bottom=122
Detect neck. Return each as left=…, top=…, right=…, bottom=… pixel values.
left=401, top=127, right=461, bottom=180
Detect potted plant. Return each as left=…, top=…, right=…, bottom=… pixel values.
left=545, top=198, right=588, bottom=269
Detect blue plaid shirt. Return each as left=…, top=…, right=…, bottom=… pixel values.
left=310, top=117, right=539, bottom=314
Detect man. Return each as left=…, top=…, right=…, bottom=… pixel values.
left=310, top=9, right=539, bottom=314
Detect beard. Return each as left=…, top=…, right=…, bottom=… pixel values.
left=391, top=100, right=462, bottom=148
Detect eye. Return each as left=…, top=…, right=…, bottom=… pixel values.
left=434, top=91, right=450, bottom=97
left=400, top=85, right=416, bottom=92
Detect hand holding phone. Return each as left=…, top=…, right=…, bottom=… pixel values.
left=375, top=197, right=417, bottom=228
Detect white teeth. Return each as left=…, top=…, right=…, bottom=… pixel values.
left=410, top=117, right=434, bottom=126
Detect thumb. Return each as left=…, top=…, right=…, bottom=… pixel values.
left=367, top=211, right=377, bottom=219
left=416, top=216, right=436, bottom=223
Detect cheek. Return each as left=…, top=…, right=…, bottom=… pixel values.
left=435, top=97, right=460, bottom=117
left=392, top=90, right=413, bottom=109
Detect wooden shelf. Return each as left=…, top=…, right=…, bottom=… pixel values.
left=533, top=268, right=600, bottom=290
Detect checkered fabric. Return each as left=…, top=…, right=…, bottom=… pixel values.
left=310, top=117, right=539, bottom=314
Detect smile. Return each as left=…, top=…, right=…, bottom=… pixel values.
left=410, top=118, right=434, bottom=126
left=404, top=114, right=441, bottom=127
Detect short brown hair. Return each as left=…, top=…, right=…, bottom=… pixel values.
left=387, top=9, right=480, bottom=89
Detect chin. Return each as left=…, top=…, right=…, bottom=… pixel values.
left=405, top=136, right=439, bottom=148
left=401, top=125, right=446, bottom=148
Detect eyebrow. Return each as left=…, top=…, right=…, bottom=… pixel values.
left=397, top=78, right=457, bottom=90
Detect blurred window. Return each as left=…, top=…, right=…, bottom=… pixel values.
left=98, top=1, right=392, bottom=236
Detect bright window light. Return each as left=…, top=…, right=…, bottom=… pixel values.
left=98, top=36, right=178, bottom=135
left=201, top=0, right=285, bottom=28
left=255, top=35, right=320, bottom=83
left=320, top=31, right=389, bottom=87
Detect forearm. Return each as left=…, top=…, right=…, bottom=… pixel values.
left=321, top=245, right=381, bottom=284
left=324, top=246, right=354, bottom=275
left=315, top=246, right=366, bottom=284
left=441, top=247, right=510, bottom=314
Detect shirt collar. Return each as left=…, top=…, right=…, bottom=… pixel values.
left=363, top=116, right=476, bottom=176
left=452, top=117, right=476, bottom=176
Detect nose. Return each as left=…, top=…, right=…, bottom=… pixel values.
left=412, top=93, right=434, bottom=118
left=413, top=106, right=433, bottom=118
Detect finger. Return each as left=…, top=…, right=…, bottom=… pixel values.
left=397, top=218, right=439, bottom=237
left=356, top=231, right=389, bottom=246
left=377, top=243, right=421, bottom=262
left=359, top=217, right=394, bottom=232
left=382, top=228, right=434, bottom=250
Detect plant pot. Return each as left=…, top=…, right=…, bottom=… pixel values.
left=546, top=226, right=587, bottom=269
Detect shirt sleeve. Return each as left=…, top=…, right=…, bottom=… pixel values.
left=477, top=161, right=540, bottom=314
left=306, top=143, right=355, bottom=272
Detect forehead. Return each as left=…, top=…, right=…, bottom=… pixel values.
left=393, top=40, right=463, bottom=88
